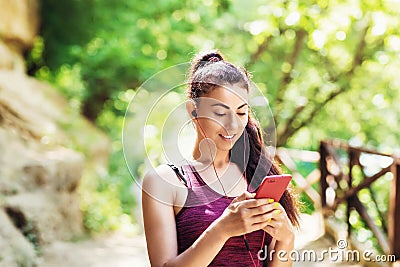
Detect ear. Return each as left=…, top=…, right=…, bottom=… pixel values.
left=186, top=100, right=197, bottom=119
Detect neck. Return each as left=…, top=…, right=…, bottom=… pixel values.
left=192, top=137, right=230, bottom=169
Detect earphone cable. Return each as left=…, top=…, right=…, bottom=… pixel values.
left=195, top=115, right=229, bottom=198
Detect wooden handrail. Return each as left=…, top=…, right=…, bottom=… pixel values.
left=331, top=165, right=392, bottom=210
left=321, top=139, right=394, bottom=158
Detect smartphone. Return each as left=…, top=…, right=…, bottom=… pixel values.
left=255, top=174, right=292, bottom=201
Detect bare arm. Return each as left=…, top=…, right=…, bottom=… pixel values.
left=266, top=237, right=294, bottom=267
left=142, top=165, right=229, bottom=267
left=264, top=204, right=295, bottom=267
left=143, top=190, right=229, bottom=267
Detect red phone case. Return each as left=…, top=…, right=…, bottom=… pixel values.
left=255, top=174, right=292, bottom=201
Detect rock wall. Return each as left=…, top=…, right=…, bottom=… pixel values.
left=0, top=0, right=39, bottom=72
left=0, top=1, right=110, bottom=266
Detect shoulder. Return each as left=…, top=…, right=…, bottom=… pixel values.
left=143, top=164, right=185, bottom=188
left=142, top=164, right=186, bottom=204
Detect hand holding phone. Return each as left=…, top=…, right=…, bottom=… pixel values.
left=255, top=174, right=292, bottom=201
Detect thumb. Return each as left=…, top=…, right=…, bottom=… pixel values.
left=232, top=191, right=254, bottom=203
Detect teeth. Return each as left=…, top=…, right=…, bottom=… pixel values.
left=221, top=134, right=234, bottom=139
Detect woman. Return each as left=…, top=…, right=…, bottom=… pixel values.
left=142, top=50, right=300, bottom=267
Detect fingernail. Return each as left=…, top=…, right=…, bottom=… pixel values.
left=251, top=193, right=256, bottom=198
left=268, top=198, right=274, bottom=203
left=267, top=218, right=271, bottom=223
left=274, top=203, right=280, bottom=208
left=274, top=210, right=281, bottom=215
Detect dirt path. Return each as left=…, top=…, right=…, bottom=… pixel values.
left=35, top=212, right=330, bottom=267
left=37, top=232, right=150, bottom=267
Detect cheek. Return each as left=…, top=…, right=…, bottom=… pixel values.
left=198, top=118, right=220, bottom=133
left=240, top=117, right=248, bottom=128
left=239, top=118, right=248, bottom=135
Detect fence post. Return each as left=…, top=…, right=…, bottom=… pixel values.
left=389, top=158, right=400, bottom=260
left=347, top=149, right=356, bottom=239
left=319, top=141, right=328, bottom=209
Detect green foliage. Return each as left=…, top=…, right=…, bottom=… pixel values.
left=80, top=183, right=124, bottom=232
left=298, top=192, right=315, bottom=215
left=32, top=0, right=400, bottom=149
left=97, top=103, right=137, bottom=216
left=278, top=160, right=316, bottom=214
left=39, top=0, right=97, bottom=69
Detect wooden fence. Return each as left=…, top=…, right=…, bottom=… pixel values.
left=319, top=140, right=400, bottom=260
left=276, top=140, right=400, bottom=262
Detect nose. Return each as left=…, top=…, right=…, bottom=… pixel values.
left=224, top=111, right=239, bottom=132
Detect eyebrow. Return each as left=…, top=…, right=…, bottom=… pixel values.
left=211, top=103, right=248, bottom=110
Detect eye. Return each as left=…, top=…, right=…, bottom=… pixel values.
left=214, top=112, right=226, bottom=117
left=237, top=112, right=247, bottom=116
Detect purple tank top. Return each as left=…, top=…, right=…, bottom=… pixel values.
left=175, top=165, right=272, bottom=267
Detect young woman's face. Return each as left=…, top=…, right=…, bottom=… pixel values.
left=194, top=85, right=249, bottom=152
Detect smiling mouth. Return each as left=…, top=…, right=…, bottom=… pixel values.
left=219, top=134, right=235, bottom=141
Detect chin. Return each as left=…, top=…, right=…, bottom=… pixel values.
left=216, top=141, right=236, bottom=151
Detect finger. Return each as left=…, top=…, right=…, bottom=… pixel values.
left=264, top=220, right=282, bottom=229
left=269, top=209, right=283, bottom=221
left=251, top=207, right=281, bottom=224
left=244, top=191, right=256, bottom=200
left=241, top=198, right=274, bottom=209
left=231, top=191, right=249, bottom=203
left=263, top=202, right=288, bottom=218
left=272, top=208, right=293, bottom=226
left=273, top=202, right=286, bottom=212
left=248, top=201, right=280, bottom=215
left=251, top=212, right=270, bottom=224
left=263, top=225, right=277, bottom=237
left=248, top=220, right=270, bottom=233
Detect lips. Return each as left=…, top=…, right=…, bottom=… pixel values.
left=219, top=134, right=235, bottom=141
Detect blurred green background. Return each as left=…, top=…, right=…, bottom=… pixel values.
left=27, top=0, right=399, bottom=235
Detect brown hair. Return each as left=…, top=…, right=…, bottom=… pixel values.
left=188, top=50, right=300, bottom=227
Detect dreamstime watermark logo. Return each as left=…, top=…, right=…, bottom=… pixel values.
left=122, top=63, right=277, bottom=206
left=257, top=239, right=397, bottom=263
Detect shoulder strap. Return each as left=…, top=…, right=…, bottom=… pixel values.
left=167, top=164, right=188, bottom=187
